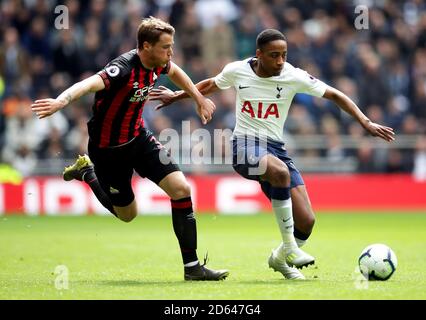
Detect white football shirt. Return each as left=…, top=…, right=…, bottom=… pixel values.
left=214, top=58, right=328, bottom=143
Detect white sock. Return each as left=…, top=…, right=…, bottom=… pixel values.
left=272, top=198, right=298, bottom=260
left=295, top=238, right=307, bottom=248
left=184, top=260, right=199, bottom=268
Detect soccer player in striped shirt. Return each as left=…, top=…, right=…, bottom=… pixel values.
left=149, top=29, right=395, bottom=280
left=30, top=17, right=228, bottom=281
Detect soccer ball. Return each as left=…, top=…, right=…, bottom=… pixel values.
left=358, top=244, right=397, bottom=281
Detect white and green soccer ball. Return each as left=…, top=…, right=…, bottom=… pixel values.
left=358, top=244, right=397, bottom=281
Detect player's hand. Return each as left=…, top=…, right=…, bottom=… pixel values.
left=149, top=86, right=176, bottom=110
left=363, top=120, right=395, bottom=142
left=196, top=97, right=216, bottom=125
left=31, top=98, right=63, bottom=119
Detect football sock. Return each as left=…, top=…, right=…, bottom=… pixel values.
left=272, top=198, right=297, bottom=247
left=295, top=238, right=306, bottom=248
left=82, top=169, right=116, bottom=217
left=294, top=227, right=310, bottom=247
left=171, top=197, right=199, bottom=265
left=184, top=261, right=199, bottom=268
left=271, top=187, right=298, bottom=259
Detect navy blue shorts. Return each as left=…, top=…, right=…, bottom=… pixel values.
left=232, top=136, right=304, bottom=199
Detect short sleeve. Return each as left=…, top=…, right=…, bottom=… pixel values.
left=214, top=62, right=237, bottom=90
left=294, top=68, right=328, bottom=97
left=97, top=60, right=131, bottom=91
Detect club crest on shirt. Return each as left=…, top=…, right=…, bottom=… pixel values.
left=276, top=85, right=283, bottom=98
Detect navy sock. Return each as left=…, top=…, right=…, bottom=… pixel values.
left=270, top=187, right=291, bottom=201
left=294, top=227, right=310, bottom=240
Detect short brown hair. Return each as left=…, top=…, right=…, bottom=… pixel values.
left=137, top=16, right=175, bottom=49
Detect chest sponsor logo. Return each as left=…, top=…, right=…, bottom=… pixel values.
left=241, top=101, right=279, bottom=119
left=129, top=84, right=154, bottom=103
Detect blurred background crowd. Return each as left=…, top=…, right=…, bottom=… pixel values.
left=0, top=0, right=425, bottom=179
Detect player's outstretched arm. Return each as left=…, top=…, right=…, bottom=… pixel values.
left=31, top=74, right=105, bottom=119
left=149, top=76, right=219, bottom=111
left=166, top=62, right=216, bottom=124
left=323, top=87, right=395, bottom=142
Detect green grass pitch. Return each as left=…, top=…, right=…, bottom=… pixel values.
left=0, top=212, right=425, bottom=300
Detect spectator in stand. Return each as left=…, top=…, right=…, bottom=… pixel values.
left=0, top=27, right=29, bottom=95
left=413, top=135, right=426, bottom=181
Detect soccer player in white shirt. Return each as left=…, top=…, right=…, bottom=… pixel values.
left=149, top=29, right=395, bottom=280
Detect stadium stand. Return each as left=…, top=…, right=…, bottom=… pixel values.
left=0, top=0, right=425, bottom=177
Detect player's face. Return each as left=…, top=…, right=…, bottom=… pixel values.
left=148, top=33, right=174, bottom=66
left=257, top=40, right=287, bottom=76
